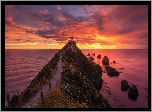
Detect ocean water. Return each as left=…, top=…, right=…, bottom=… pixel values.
left=5, top=49, right=148, bottom=108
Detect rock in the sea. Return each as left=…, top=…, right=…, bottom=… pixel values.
left=97, top=54, right=101, bottom=58
left=88, top=56, right=94, bottom=62
left=105, top=66, right=120, bottom=76
left=145, top=88, right=148, bottom=92
left=102, top=56, right=109, bottom=65
left=92, top=53, right=95, bottom=56
left=87, top=53, right=90, bottom=56
left=121, top=80, right=129, bottom=91
left=128, top=85, right=139, bottom=100
left=113, top=61, right=116, bottom=63
left=131, top=84, right=137, bottom=88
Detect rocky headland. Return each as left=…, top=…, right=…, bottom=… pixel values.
left=8, top=39, right=110, bottom=108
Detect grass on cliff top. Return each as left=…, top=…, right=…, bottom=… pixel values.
left=36, top=84, right=86, bottom=108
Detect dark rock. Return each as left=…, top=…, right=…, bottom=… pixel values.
left=120, top=68, right=124, bottom=69
left=97, top=54, right=101, bottom=58
left=113, top=61, right=116, bottom=63
left=11, top=95, right=18, bottom=108
left=121, top=80, right=129, bottom=91
left=128, top=86, right=139, bottom=100
left=102, top=56, right=109, bottom=65
left=92, top=53, right=95, bottom=56
left=145, top=88, right=148, bottom=92
left=87, top=53, right=90, bottom=56
left=94, top=64, right=103, bottom=74
left=131, top=84, right=137, bottom=88
left=22, top=88, right=31, bottom=102
left=88, top=56, right=94, bottom=62
left=105, top=66, right=120, bottom=76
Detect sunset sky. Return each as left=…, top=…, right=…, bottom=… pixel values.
left=5, top=5, right=148, bottom=49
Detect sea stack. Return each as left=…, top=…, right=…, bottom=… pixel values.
left=128, top=85, right=139, bottom=100
left=105, top=66, right=120, bottom=76
left=121, top=80, right=129, bottom=91
left=97, top=54, right=101, bottom=59
left=102, top=56, right=109, bottom=65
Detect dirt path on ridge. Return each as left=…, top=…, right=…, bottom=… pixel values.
left=21, top=54, right=63, bottom=108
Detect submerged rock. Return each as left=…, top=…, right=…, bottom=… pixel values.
left=121, top=80, right=129, bottom=91
left=88, top=56, right=94, bottom=62
left=145, top=88, right=148, bottom=92
left=92, top=53, right=95, bottom=56
left=105, top=66, right=120, bottom=76
left=87, top=53, right=90, bottom=56
left=128, top=85, right=139, bottom=100
left=102, top=56, right=109, bottom=65
left=97, top=54, right=101, bottom=59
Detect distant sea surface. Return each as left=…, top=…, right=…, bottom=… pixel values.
left=5, top=49, right=148, bottom=108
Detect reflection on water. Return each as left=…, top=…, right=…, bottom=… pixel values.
left=82, top=49, right=148, bottom=108
left=5, top=49, right=59, bottom=104
left=5, top=49, right=148, bottom=108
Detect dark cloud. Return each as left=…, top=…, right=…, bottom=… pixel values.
left=117, top=26, right=135, bottom=34
left=56, top=37, right=67, bottom=42
left=90, top=5, right=148, bottom=36
left=6, top=5, right=69, bottom=30
left=91, top=12, right=113, bottom=34
left=36, top=29, right=57, bottom=35
left=16, top=26, right=35, bottom=34
left=112, top=5, right=148, bottom=35
left=98, top=40, right=114, bottom=45
left=136, top=32, right=148, bottom=39
left=62, top=11, right=90, bottom=23
left=77, top=37, right=96, bottom=44
left=16, top=39, right=21, bottom=41
left=135, top=41, right=148, bottom=45
left=5, top=19, right=11, bottom=25
left=35, top=29, right=59, bottom=39
left=25, top=40, right=34, bottom=42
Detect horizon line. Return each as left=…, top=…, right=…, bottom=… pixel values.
left=5, top=48, right=148, bottom=50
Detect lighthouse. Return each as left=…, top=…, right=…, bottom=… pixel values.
left=68, top=37, right=76, bottom=53
left=70, top=37, right=73, bottom=42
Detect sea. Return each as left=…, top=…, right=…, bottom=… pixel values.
left=5, top=49, right=148, bottom=108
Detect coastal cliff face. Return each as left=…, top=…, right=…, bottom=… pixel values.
left=10, top=40, right=110, bottom=108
